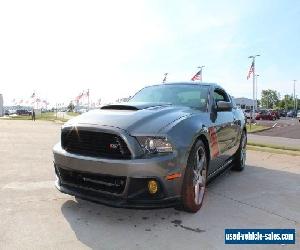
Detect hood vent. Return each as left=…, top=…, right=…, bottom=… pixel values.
left=100, top=102, right=172, bottom=111
left=101, top=104, right=139, bottom=111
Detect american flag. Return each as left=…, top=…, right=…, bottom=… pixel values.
left=162, top=73, right=168, bottom=83
left=191, top=69, right=202, bottom=81
left=247, top=62, right=254, bottom=80
left=75, top=92, right=84, bottom=101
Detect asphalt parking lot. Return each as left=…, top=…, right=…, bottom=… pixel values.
left=0, top=120, right=299, bottom=250
left=255, top=118, right=300, bottom=139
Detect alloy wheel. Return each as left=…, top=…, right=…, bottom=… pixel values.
left=240, top=134, right=247, bottom=167
left=193, top=147, right=207, bottom=205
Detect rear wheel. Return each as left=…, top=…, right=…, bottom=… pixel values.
left=232, top=131, right=247, bottom=171
left=181, top=140, right=208, bottom=213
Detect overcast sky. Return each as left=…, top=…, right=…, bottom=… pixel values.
left=0, top=0, right=299, bottom=106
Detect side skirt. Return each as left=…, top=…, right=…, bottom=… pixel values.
left=207, top=158, right=233, bottom=182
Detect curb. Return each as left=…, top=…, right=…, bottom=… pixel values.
left=247, top=142, right=300, bottom=152
left=247, top=126, right=273, bottom=134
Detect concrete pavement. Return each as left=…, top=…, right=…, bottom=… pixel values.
left=0, top=120, right=299, bottom=249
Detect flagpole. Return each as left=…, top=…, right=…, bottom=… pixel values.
left=248, top=55, right=260, bottom=128
left=255, top=74, right=259, bottom=110
left=87, top=89, right=90, bottom=111
left=197, top=66, right=205, bottom=82
left=293, top=80, right=297, bottom=115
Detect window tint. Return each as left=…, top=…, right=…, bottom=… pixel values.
left=214, top=89, right=229, bottom=102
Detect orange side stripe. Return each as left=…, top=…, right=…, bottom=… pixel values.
left=166, top=173, right=182, bottom=180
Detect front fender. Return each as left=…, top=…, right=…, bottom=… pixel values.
left=161, top=114, right=212, bottom=171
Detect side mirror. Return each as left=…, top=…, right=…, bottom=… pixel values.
left=216, top=101, right=233, bottom=111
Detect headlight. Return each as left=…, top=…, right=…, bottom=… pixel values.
left=136, top=136, right=173, bottom=154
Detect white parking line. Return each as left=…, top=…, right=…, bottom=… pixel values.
left=272, top=123, right=277, bottom=128
left=2, top=181, right=53, bottom=191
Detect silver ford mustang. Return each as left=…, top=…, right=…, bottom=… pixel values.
left=53, top=82, right=247, bottom=213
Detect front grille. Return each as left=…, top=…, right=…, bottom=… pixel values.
left=61, top=129, right=131, bottom=159
left=58, top=167, right=126, bottom=194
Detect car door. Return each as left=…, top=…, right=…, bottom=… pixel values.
left=230, top=96, right=243, bottom=154
left=208, top=88, right=235, bottom=172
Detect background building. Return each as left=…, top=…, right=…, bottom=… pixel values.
left=0, top=94, right=3, bottom=116
left=234, top=97, right=257, bottom=110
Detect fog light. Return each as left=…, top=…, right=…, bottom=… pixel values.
left=148, top=180, right=158, bottom=194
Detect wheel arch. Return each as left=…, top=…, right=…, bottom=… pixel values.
left=183, top=132, right=211, bottom=174
left=197, top=134, right=211, bottom=166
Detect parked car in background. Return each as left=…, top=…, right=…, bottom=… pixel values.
left=16, top=109, right=32, bottom=116
left=77, top=108, right=88, bottom=114
left=287, top=110, right=297, bottom=117
left=268, top=109, right=280, bottom=119
left=255, top=110, right=276, bottom=120
left=244, top=109, right=251, bottom=119
left=243, top=109, right=258, bottom=120
left=8, top=109, right=16, bottom=115
left=279, top=110, right=287, bottom=117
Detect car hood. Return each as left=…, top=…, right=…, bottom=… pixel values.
left=65, top=102, right=194, bottom=135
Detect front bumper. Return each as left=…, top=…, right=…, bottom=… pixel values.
left=55, top=178, right=180, bottom=208
left=53, top=143, right=183, bottom=208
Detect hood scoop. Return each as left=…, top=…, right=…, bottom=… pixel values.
left=101, top=104, right=139, bottom=111
left=100, top=102, right=172, bottom=111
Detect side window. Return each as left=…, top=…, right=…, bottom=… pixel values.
left=214, top=88, right=230, bottom=103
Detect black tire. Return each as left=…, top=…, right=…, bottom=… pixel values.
left=181, top=140, right=208, bottom=213
left=232, top=131, right=247, bottom=171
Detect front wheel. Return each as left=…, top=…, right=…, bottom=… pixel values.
left=181, top=140, right=208, bottom=213
left=232, top=131, right=247, bottom=171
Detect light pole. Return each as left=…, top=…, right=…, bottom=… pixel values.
left=293, top=80, right=297, bottom=115
left=248, top=55, right=260, bottom=123
left=255, top=74, right=260, bottom=110
left=87, top=89, right=90, bottom=111
left=198, top=65, right=205, bottom=82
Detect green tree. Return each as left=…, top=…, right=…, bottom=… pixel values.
left=260, top=89, right=280, bottom=109
left=67, top=101, right=75, bottom=112
left=278, top=94, right=294, bottom=110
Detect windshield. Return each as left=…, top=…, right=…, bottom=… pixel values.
left=129, top=84, right=209, bottom=110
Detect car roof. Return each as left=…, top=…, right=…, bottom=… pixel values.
left=145, top=81, right=222, bottom=89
